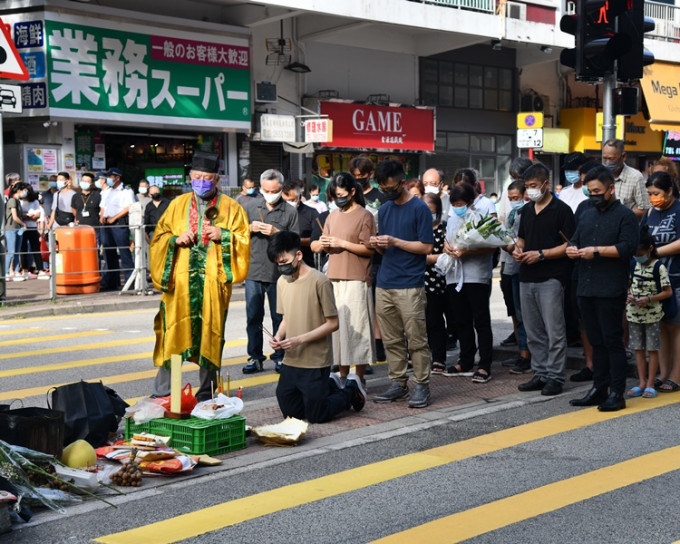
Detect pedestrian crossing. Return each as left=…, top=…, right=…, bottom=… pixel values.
left=92, top=394, right=680, bottom=544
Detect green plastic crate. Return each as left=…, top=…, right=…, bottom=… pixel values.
left=125, top=415, right=246, bottom=456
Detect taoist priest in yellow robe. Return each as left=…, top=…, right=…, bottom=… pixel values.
left=150, top=151, right=250, bottom=401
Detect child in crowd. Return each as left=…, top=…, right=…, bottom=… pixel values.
left=626, top=226, right=673, bottom=398
left=268, top=230, right=366, bottom=422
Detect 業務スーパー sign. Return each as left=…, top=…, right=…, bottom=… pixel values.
left=43, top=13, right=250, bottom=129
left=319, top=102, right=435, bottom=151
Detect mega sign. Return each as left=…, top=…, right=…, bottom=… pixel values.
left=319, top=101, right=434, bottom=151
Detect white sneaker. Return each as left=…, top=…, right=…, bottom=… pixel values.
left=37, top=271, right=50, bottom=279
left=12, top=275, right=26, bottom=282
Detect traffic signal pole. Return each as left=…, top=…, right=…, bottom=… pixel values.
left=601, top=71, right=617, bottom=145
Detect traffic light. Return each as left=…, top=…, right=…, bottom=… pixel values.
left=616, top=0, right=655, bottom=82
left=560, top=0, right=632, bottom=80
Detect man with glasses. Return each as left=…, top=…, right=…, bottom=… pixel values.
left=369, top=160, right=434, bottom=408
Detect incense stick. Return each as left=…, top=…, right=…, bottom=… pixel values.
left=258, top=209, right=265, bottom=223
left=261, top=325, right=274, bottom=339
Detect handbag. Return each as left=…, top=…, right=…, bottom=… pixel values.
left=48, top=381, right=128, bottom=448
left=155, top=383, right=198, bottom=414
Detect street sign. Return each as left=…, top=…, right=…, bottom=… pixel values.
left=0, top=18, right=29, bottom=80
left=517, top=128, right=543, bottom=149
left=0, top=84, right=22, bottom=113
left=517, top=112, right=544, bottom=129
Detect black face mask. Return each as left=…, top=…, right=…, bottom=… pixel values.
left=278, top=257, right=299, bottom=276
left=589, top=193, right=609, bottom=210
left=151, top=193, right=162, bottom=201
left=381, top=184, right=402, bottom=201
left=356, top=177, right=371, bottom=189
left=334, top=196, right=350, bottom=209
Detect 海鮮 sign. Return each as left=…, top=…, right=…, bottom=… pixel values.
left=44, top=13, right=250, bottom=129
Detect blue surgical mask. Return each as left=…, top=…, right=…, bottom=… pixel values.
left=582, top=185, right=590, bottom=197
left=57, top=180, right=66, bottom=190
left=106, top=178, right=114, bottom=187
left=49, top=181, right=58, bottom=189
left=80, top=182, right=91, bottom=191
left=311, top=194, right=319, bottom=201
left=453, top=206, right=467, bottom=217
left=432, top=213, right=438, bottom=222
left=95, top=180, right=103, bottom=189
left=510, top=200, right=525, bottom=211
left=564, top=171, right=580, bottom=185
left=139, top=187, right=148, bottom=195
left=246, top=187, right=255, bottom=195
left=634, top=254, right=650, bottom=264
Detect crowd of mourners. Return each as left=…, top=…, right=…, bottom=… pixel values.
left=237, top=138, right=680, bottom=417
left=3, top=169, right=170, bottom=290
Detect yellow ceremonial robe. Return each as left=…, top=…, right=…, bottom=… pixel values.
left=150, top=192, right=250, bottom=370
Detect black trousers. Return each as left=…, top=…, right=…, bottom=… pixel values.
left=426, top=291, right=447, bottom=363
left=21, top=229, right=43, bottom=272
left=577, top=295, right=628, bottom=395
left=446, top=282, right=493, bottom=372
left=276, top=364, right=351, bottom=423
left=500, top=269, right=516, bottom=317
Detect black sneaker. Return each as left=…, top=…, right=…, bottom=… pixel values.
left=569, top=367, right=593, bottom=382
left=364, top=364, right=374, bottom=375
left=500, top=332, right=517, bottom=346
left=345, top=373, right=366, bottom=412
left=500, top=356, right=521, bottom=368
left=242, top=358, right=263, bottom=374
left=373, top=381, right=409, bottom=403
left=509, top=357, right=532, bottom=374
left=375, top=339, right=386, bottom=362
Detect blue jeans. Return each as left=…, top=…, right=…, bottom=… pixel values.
left=245, top=279, right=284, bottom=362
left=4, top=230, right=23, bottom=274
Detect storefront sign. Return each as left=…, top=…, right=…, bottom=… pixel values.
left=38, top=12, right=250, bottom=129
left=319, top=102, right=435, bottom=151
left=260, top=114, right=296, bottom=142
left=640, top=62, right=680, bottom=132
left=305, top=118, right=332, bottom=143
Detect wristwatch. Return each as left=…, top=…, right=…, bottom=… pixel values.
left=538, top=250, right=545, bottom=261
left=593, top=250, right=600, bottom=258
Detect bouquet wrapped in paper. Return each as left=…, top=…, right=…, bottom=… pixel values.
left=452, top=213, right=514, bottom=250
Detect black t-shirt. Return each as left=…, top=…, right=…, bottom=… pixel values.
left=296, top=202, right=320, bottom=267
left=144, top=197, right=170, bottom=233
left=518, top=195, right=575, bottom=283
left=71, top=190, right=101, bottom=227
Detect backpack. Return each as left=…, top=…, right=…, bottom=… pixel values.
left=630, top=259, right=677, bottom=320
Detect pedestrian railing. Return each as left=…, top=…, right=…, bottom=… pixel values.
left=0, top=223, right=155, bottom=306
left=645, top=1, right=680, bottom=43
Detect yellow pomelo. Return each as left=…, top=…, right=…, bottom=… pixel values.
left=61, top=439, right=96, bottom=468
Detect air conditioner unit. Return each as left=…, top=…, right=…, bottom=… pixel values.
left=506, top=1, right=526, bottom=20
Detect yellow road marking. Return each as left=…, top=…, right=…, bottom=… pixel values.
left=0, top=351, right=277, bottom=402
left=0, top=340, right=247, bottom=378
left=0, top=309, right=157, bottom=324
left=0, top=337, right=154, bottom=360
left=0, top=330, right=109, bottom=346
left=372, top=445, right=680, bottom=543
left=93, top=394, right=680, bottom=544
left=0, top=300, right=245, bottom=324
left=0, top=327, right=47, bottom=336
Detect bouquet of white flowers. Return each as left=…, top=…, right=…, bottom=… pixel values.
left=452, top=213, right=514, bottom=250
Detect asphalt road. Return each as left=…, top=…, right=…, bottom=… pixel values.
left=3, top=286, right=680, bottom=543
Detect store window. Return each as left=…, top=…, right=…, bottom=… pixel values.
left=421, top=60, right=514, bottom=112
left=430, top=131, right=513, bottom=195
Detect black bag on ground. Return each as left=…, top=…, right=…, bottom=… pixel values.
left=48, top=381, right=128, bottom=448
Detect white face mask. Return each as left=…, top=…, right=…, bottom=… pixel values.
left=526, top=182, right=546, bottom=202
left=286, top=199, right=297, bottom=208
left=424, top=185, right=439, bottom=194
left=263, top=191, right=282, bottom=205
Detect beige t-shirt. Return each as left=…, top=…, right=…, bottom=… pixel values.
left=276, top=268, right=338, bottom=369
left=325, top=206, right=375, bottom=284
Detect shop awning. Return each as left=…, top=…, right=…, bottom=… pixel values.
left=640, top=62, right=680, bottom=132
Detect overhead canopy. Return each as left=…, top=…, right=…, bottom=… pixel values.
left=640, top=62, right=680, bottom=132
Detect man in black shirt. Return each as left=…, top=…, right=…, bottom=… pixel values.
left=513, top=163, right=575, bottom=396
left=567, top=166, right=639, bottom=412
left=282, top=180, right=319, bottom=268
left=71, top=172, right=101, bottom=228
left=143, top=185, right=170, bottom=243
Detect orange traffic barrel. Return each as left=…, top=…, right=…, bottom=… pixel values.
left=55, top=225, right=101, bottom=295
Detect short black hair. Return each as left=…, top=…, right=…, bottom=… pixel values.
left=422, top=192, right=442, bottom=222
left=523, top=163, right=550, bottom=184
left=509, top=157, right=533, bottom=180
left=453, top=168, right=477, bottom=186
left=639, top=225, right=659, bottom=259
left=584, top=165, right=615, bottom=188
left=449, top=182, right=476, bottom=206
left=375, top=160, right=405, bottom=184
left=58, top=171, right=70, bottom=180
left=282, top=180, right=299, bottom=195
left=508, top=180, right=525, bottom=194
left=81, top=172, right=95, bottom=182
left=349, top=156, right=375, bottom=176
left=267, top=231, right=301, bottom=263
